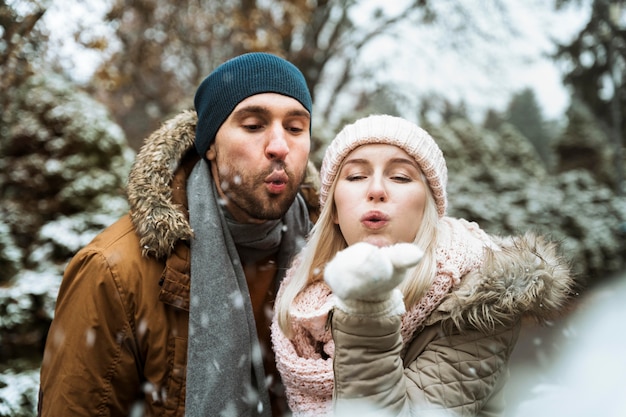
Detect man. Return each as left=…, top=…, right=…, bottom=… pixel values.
left=38, top=52, right=317, bottom=417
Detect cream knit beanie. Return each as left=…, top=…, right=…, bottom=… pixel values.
left=319, top=114, right=448, bottom=217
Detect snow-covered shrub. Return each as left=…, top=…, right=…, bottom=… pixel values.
left=0, top=368, right=39, bottom=417
left=0, top=72, right=135, bottom=417
left=429, top=117, right=626, bottom=285
left=0, top=72, right=134, bottom=277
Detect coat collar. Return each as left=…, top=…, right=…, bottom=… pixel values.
left=127, top=110, right=198, bottom=259
left=437, top=232, right=575, bottom=331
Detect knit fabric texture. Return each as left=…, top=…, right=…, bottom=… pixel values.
left=319, top=114, right=448, bottom=217
left=194, top=52, right=312, bottom=156
left=271, top=217, right=496, bottom=416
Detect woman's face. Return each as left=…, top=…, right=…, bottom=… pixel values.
left=333, top=144, right=427, bottom=247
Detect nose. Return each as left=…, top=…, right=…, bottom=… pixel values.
left=367, top=177, right=387, bottom=202
left=265, top=123, right=289, bottom=161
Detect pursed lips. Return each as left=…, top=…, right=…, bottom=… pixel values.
left=265, top=170, right=288, bottom=193
left=360, top=211, right=389, bottom=229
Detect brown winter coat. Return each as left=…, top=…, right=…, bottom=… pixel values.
left=38, top=110, right=320, bottom=416
left=331, top=234, right=574, bottom=416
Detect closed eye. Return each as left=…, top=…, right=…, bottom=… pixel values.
left=391, top=175, right=412, bottom=182
left=346, top=174, right=367, bottom=181
left=243, top=124, right=264, bottom=131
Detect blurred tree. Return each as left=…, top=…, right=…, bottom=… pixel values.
left=554, top=0, right=625, bottom=194
left=87, top=0, right=438, bottom=150
left=505, top=88, right=554, bottom=169
left=83, top=0, right=346, bottom=149
left=0, top=0, right=46, bottom=110
left=483, top=108, right=506, bottom=131
left=73, top=0, right=529, bottom=151
left=0, top=71, right=133, bottom=277
left=431, top=116, right=626, bottom=283
left=554, top=97, right=616, bottom=187
left=0, top=0, right=133, bottom=280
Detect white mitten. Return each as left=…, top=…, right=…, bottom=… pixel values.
left=324, top=242, right=423, bottom=316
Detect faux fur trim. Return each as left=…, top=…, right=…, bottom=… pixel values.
left=442, top=232, right=575, bottom=333
left=127, top=110, right=197, bottom=258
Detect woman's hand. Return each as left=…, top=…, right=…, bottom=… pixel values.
left=324, top=242, right=423, bottom=315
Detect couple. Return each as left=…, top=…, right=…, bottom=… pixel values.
left=38, top=53, right=573, bottom=417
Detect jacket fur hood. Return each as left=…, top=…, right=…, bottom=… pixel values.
left=440, top=232, right=575, bottom=332
left=127, top=110, right=198, bottom=259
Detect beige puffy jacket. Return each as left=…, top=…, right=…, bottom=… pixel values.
left=331, top=234, right=574, bottom=417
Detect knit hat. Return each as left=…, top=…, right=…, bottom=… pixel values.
left=319, top=114, right=448, bottom=217
left=194, top=52, right=313, bottom=156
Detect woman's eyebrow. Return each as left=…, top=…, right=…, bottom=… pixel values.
left=341, top=158, right=369, bottom=168
left=389, top=157, right=420, bottom=168
left=342, top=157, right=417, bottom=167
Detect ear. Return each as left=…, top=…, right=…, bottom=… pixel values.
left=206, top=144, right=217, bottom=161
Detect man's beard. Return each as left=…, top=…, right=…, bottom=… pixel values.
left=219, top=164, right=305, bottom=221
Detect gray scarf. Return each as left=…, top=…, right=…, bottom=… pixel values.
left=225, top=213, right=282, bottom=264
left=185, top=159, right=310, bottom=417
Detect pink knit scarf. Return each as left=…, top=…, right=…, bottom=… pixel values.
left=271, top=217, right=495, bottom=417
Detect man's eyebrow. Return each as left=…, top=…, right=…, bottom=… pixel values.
left=286, top=109, right=311, bottom=120
left=232, top=105, right=311, bottom=120
left=232, top=105, right=270, bottom=119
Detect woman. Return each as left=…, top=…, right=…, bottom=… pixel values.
left=271, top=114, right=574, bottom=416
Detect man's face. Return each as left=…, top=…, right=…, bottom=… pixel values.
left=207, top=93, right=311, bottom=223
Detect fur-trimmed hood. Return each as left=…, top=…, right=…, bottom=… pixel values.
left=126, top=110, right=198, bottom=259
left=440, top=232, right=575, bottom=331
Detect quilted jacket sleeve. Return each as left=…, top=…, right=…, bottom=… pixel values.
left=330, top=309, right=520, bottom=417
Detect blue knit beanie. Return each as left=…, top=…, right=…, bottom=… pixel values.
left=193, top=52, right=313, bottom=157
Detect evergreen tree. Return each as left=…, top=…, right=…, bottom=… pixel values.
left=506, top=88, right=553, bottom=168
left=483, top=108, right=505, bottom=132
left=554, top=0, right=625, bottom=193
left=554, top=98, right=616, bottom=188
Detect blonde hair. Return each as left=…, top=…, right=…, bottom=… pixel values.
left=276, top=168, right=440, bottom=338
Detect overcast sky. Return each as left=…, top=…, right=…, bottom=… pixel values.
left=334, top=0, right=591, bottom=122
